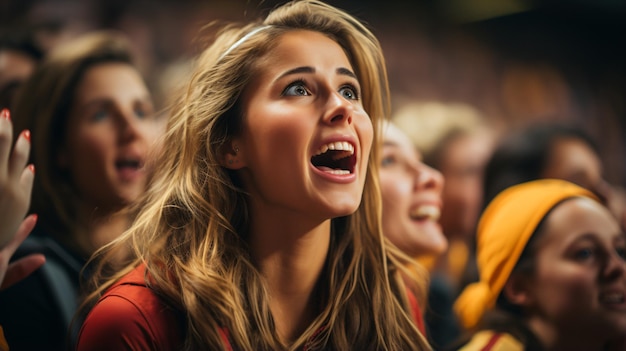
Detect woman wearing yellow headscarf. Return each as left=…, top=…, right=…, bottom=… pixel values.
left=452, top=179, right=626, bottom=351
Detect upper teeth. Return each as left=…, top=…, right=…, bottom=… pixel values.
left=315, top=141, right=354, bottom=156
left=410, top=205, right=440, bottom=221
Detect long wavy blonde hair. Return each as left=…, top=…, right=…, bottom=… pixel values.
left=83, top=1, right=430, bottom=350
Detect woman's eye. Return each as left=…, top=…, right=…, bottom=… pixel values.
left=91, top=109, right=109, bottom=122
left=134, top=109, right=146, bottom=118
left=339, top=85, right=358, bottom=100
left=282, top=82, right=310, bottom=96
left=574, top=248, right=595, bottom=261
left=381, top=155, right=396, bottom=167
left=134, top=107, right=152, bottom=119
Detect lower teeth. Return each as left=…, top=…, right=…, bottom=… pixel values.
left=326, top=169, right=350, bottom=175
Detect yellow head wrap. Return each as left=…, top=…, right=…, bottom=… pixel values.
left=453, top=179, right=598, bottom=329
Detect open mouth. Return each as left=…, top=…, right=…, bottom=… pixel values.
left=410, top=205, right=441, bottom=222
left=311, top=141, right=356, bottom=175
left=115, top=158, right=143, bottom=172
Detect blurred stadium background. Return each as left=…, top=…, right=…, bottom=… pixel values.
left=1, top=0, right=624, bottom=184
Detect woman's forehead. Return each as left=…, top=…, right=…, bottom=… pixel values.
left=540, top=197, right=619, bottom=246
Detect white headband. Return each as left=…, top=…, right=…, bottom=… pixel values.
left=218, top=26, right=272, bottom=61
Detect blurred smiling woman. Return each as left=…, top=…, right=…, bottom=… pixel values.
left=454, top=179, right=626, bottom=351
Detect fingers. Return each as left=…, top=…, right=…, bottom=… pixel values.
left=0, top=215, right=41, bottom=290
left=0, top=254, right=46, bottom=290
left=20, top=163, right=35, bottom=203
left=0, top=108, right=13, bottom=176
left=9, top=130, right=32, bottom=184
left=0, top=108, right=32, bottom=186
left=2, top=214, right=38, bottom=254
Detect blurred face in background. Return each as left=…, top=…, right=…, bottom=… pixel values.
left=380, top=122, right=447, bottom=257
left=59, top=62, right=165, bottom=212
left=438, top=129, right=494, bottom=241
left=542, top=136, right=603, bottom=193
left=521, top=197, right=626, bottom=342
left=541, top=136, right=626, bottom=230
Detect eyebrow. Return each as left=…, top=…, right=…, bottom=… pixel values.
left=79, top=94, right=152, bottom=107
left=75, top=95, right=153, bottom=114
left=77, top=99, right=113, bottom=111
left=569, top=232, right=625, bottom=246
left=383, top=141, right=400, bottom=147
left=571, top=233, right=598, bottom=243
left=277, top=66, right=357, bottom=80
left=337, top=67, right=357, bottom=79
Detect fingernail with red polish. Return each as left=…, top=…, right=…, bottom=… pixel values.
left=22, top=130, right=31, bottom=142
left=0, top=108, right=10, bottom=120
left=28, top=164, right=35, bottom=174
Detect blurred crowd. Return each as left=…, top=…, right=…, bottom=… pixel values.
left=3, top=0, right=624, bottom=181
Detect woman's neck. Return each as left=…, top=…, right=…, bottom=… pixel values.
left=248, top=210, right=331, bottom=344
left=75, top=204, right=131, bottom=257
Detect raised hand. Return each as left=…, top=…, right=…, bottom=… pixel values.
left=0, top=108, right=44, bottom=289
left=0, top=108, right=34, bottom=249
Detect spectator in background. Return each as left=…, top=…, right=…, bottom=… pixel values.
left=393, top=101, right=497, bottom=285
left=484, top=122, right=626, bottom=231
left=0, top=31, right=165, bottom=351
left=379, top=120, right=448, bottom=344
left=453, top=179, right=626, bottom=351
left=380, top=120, right=447, bottom=261
left=393, top=101, right=497, bottom=349
left=0, top=29, right=44, bottom=111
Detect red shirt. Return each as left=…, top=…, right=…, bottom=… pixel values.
left=77, top=265, right=184, bottom=351
left=77, top=265, right=426, bottom=350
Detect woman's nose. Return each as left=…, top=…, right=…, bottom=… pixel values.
left=323, top=91, right=353, bottom=125
left=117, top=110, right=143, bottom=142
left=602, top=249, right=626, bottom=282
left=414, top=162, right=444, bottom=192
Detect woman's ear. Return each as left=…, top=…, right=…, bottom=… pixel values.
left=219, top=140, right=246, bottom=170
left=503, top=274, right=533, bottom=307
